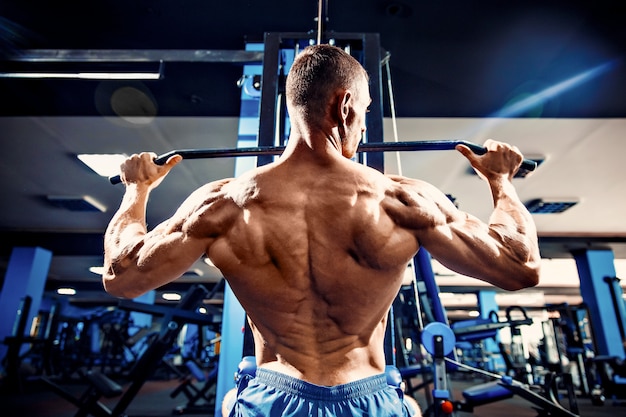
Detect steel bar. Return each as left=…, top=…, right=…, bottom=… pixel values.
left=109, top=140, right=537, bottom=184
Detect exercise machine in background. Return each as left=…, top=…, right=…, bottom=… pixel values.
left=40, top=284, right=219, bottom=417
left=392, top=249, right=581, bottom=417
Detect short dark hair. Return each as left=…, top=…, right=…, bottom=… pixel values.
left=286, top=44, right=367, bottom=120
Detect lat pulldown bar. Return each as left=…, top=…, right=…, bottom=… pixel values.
left=109, top=139, right=537, bottom=184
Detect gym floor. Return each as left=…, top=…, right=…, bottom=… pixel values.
left=2, top=374, right=624, bottom=417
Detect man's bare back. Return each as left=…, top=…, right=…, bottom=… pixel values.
left=206, top=150, right=428, bottom=385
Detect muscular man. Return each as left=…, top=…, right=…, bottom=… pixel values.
left=103, top=44, right=540, bottom=417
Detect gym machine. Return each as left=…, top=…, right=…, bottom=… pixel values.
left=170, top=357, right=220, bottom=415
left=1, top=295, right=65, bottom=393
left=587, top=276, right=626, bottom=406
left=420, top=320, right=580, bottom=417
left=542, top=303, right=596, bottom=397
left=40, top=284, right=216, bottom=417
left=394, top=250, right=580, bottom=417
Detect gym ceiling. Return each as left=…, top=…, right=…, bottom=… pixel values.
left=0, top=1, right=624, bottom=309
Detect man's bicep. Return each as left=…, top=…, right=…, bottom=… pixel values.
left=136, top=223, right=212, bottom=283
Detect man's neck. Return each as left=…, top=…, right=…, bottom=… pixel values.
left=283, top=125, right=344, bottom=159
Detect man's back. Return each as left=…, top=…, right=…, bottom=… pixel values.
left=209, top=150, right=419, bottom=385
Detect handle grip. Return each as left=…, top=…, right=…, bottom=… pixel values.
left=462, top=142, right=537, bottom=172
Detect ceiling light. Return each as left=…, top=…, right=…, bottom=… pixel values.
left=496, top=291, right=545, bottom=307
left=0, top=71, right=161, bottom=80
left=468, top=311, right=480, bottom=317
left=204, top=258, right=216, bottom=267
left=78, top=154, right=127, bottom=177
left=57, top=287, right=76, bottom=296
left=0, top=61, right=164, bottom=80
left=47, top=195, right=107, bottom=212
left=89, top=266, right=104, bottom=275
left=525, top=198, right=579, bottom=214
left=162, top=292, right=182, bottom=301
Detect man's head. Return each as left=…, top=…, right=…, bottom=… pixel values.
left=286, top=44, right=371, bottom=156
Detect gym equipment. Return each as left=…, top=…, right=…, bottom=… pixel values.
left=109, top=140, right=537, bottom=184
left=604, top=276, right=626, bottom=347
left=1, top=296, right=63, bottom=392
left=1, top=296, right=33, bottom=393
left=452, top=306, right=536, bottom=382
left=573, top=250, right=624, bottom=359
left=394, top=249, right=581, bottom=417
left=589, top=277, right=626, bottom=405
left=589, top=278, right=626, bottom=404
left=391, top=284, right=434, bottom=403
left=570, top=250, right=626, bottom=405
left=591, top=356, right=626, bottom=406
left=420, top=322, right=456, bottom=416
left=170, top=358, right=219, bottom=415
left=420, top=321, right=580, bottom=417
left=543, top=303, right=596, bottom=395
left=40, top=284, right=213, bottom=417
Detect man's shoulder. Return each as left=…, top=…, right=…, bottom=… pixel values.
left=183, top=178, right=238, bottom=208
left=384, top=174, right=442, bottom=195
left=193, top=177, right=238, bottom=196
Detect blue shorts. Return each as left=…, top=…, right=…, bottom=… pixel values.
left=227, top=368, right=416, bottom=417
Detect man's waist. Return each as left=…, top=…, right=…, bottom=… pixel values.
left=237, top=357, right=402, bottom=391
left=251, top=368, right=390, bottom=401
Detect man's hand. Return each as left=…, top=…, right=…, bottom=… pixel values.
left=120, top=152, right=183, bottom=188
left=456, top=139, right=523, bottom=181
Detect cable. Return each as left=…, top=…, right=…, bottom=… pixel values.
left=383, top=52, right=402, bottom=176
left=444, top=356, right=505, bottom=381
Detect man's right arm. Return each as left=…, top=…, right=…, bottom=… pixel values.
left=418, top=180, right=540, bottom=290
left=389, top=140, right=541, bottom=291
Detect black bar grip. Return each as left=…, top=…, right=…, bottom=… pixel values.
left=456, top=141, right=536, bottom=172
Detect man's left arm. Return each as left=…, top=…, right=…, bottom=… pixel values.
left=102, top=152, right=209, bottom=298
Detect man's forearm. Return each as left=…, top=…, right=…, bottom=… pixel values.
left=489, top=177, right=532, bottom=226
left=103, top=184, right=151, bottom=297
left=106, top=184, right=151, bottom=248
left=487, top=177, right=541, bottom=283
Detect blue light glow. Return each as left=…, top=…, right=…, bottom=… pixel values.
left=491, top=60, right=618, bottom=118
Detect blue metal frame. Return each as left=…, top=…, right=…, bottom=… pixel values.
left=573, top=249, right=625, bottom=358
left=0, top=246, right=51, bottom=361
